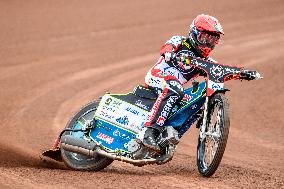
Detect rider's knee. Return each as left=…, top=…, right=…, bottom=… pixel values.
left=166, top=80, right=184, bottom=99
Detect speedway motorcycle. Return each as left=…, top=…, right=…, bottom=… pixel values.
left=42, top=55, right=262, bottom=177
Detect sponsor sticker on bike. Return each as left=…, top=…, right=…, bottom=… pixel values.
left=95, top=95, right=150, bottom=133
left=183, top=94, right=192, bottom=102
left=135, top=100, right=150, bottom=110
left=125, top=107, right=139, bottom=116
left=113, top=130, right=131, bottom=141
left=96, top=132, right=114, bottom=144
left=208, top=80, right=224, bottom=91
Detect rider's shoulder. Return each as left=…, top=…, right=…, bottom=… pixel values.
left=166, top=35, right=186, bottom=47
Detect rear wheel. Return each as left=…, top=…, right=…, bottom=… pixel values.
left=61, top=101, right=113, bottom=171
left=197, top=93, right=230, bottom=177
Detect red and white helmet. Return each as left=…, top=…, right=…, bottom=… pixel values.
left=189, top=14, right=224, bottom=58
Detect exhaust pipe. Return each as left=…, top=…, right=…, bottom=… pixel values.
left=60, top=135, right=157, bottom=166
left=60, top=135, right=97, bottom=157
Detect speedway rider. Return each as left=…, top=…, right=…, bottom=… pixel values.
left=142, top=14, right=259, bottom=152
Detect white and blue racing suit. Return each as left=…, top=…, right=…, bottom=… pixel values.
left=144, top=36, right=217, bottom=129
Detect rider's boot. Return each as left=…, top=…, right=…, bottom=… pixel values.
left=143, top=127, right=160, bottom=152
left=142, top=80, right=183, bottom=153
left=156, top=144, right=176, bottom=164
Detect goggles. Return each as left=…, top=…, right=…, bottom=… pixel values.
left=197, top=31, right=220, bottom=47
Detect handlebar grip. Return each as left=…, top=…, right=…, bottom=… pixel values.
left=240, top=70, right=262, bottom=80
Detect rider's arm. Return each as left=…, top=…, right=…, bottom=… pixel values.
left=186, top=56, right=261, bottom=81
left=184, top=55, right=209, bottom=77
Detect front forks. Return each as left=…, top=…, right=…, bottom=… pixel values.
left=199, top=97, right=209, bottom=141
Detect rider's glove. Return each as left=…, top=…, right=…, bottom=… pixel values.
left=240, top=70, right=261, bottom=80
left=164, top=52, right=175, bottom=62
left=254, top=71, right=262, bottom=80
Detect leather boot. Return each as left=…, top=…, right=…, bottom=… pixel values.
left=143, top=127, right=160, bottom=152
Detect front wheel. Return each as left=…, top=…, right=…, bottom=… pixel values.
left=61, top=101, right=113, bottom=171
left=197, top=93, right=230, bottom=177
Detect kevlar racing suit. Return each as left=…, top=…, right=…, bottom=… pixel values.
left=144, top=36, right=217, bottom=130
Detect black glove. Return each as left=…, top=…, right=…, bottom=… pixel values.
left=240, top=70, right=261, bottom=80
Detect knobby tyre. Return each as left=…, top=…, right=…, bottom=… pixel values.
left=61, top=101, right=113, bottom=171
left=197, top=93, right=230, bottom=177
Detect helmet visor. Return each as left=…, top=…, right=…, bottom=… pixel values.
left=197, top=31, right=220, bottom=47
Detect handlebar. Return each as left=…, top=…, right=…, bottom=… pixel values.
left=240, top=70, right=263, bottom=80
left=173, top=53, right=263, bottom=81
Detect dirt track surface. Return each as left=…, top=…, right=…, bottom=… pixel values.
left=0, top=0, right=283, bottom=188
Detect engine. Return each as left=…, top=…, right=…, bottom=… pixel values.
left=156, top=126, right=180, bottom=148
left=127, top=126, right=180, bottom=160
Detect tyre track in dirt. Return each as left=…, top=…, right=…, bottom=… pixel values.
left=10, top=53, right=155, bottom=128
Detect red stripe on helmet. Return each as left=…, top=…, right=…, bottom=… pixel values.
left=194, top=14, right=224, bottom=35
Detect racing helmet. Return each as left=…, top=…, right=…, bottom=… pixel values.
left=189, top=14, right=224, bottom=58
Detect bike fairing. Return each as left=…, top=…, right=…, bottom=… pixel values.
left=90, top=82, right=206, bottom=152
